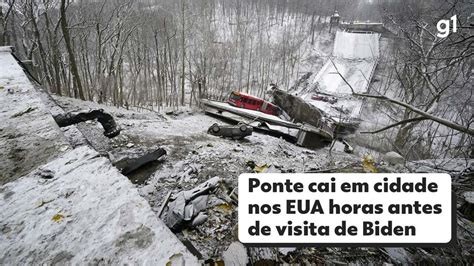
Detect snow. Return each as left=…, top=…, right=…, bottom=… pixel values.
left=294, top=32, right=380, bottom=120
left=0, top=47, right=33, bottom=90
left=333, top=31, right=380, bottom=59
left=206, top=7, right=334, bottom=95
left=0, top=146, right=198, bottom=265
left=300, top=58, right=376, bottom=120
left=50, top=96, right=362, bottom=259
left=53, top=95, right=358, bottom=258
left=35, top=88, right=472, bottom=263
left=306, top=58, right=377, bottom=95
left=0, top=46, right=71, bottom=184
left=0, top=47, right=198, bottom=264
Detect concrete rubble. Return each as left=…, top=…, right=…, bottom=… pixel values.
left=164, top=176, right=220, bottom=231
left=0, top=146, right=198, bottom=264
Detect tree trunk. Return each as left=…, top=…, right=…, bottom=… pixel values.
left=0, top=5, right=5, bottom=46
left=180, top=0, right=186, bottom=106
left=60, top=0, right=85, bottom=100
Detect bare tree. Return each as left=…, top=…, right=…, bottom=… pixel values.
left=0, top=0, right=15, bottom=46
left=60, top=0, right=85, bottom=100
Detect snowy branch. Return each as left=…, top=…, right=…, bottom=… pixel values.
left=360, top=117, right=428, bottom=134
left=329, top=59, right=474, bottom=136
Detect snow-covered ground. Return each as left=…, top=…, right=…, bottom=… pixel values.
left=206, top=7, right=334, bottom=96
left=52, top=95, right=366, bottom=259
left=59, top=93, right=473, bottom=263
left=29, top=93, right=474, bottom=264
left=3, top=77, right=471, bottom=263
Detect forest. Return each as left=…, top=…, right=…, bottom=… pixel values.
left=1, top=0, right=471, bottom=160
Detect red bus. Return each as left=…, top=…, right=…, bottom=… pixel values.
left=227, top=91, right=281, bottom=116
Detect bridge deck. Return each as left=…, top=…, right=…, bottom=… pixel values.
left=301, top=31, right=380, bottom=121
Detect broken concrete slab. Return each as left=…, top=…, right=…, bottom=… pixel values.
left=113, top=148, right=167, bottom=175
left=272, top=89, right=324, bottom=127
left=164, top=176, right=220, bottom=231
left=191, top=212, right=208, bottom=227
left=222, top=242, right=248, bottom=265
left=271, top=89, right=335, bottom=140
left=0, top=146, right=198, bottom=264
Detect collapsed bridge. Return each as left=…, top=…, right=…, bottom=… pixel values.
left=202, top=30, right=381, bottom=147
left=298, top=30, right=381, bottom=123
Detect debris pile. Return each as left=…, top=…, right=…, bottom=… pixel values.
left=272, top=88, right=327, bottom=129
left=163, top=176, right=221, bottom=231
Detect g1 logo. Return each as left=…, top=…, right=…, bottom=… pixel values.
left=437, top=15, right=457, bottom=38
